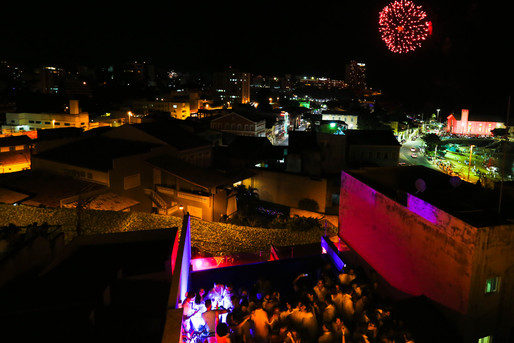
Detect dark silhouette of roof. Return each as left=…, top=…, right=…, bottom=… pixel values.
left=0, top=228, right=177, bottom=342
left=0, top=135, right=32, bottom=147
left=146, top=155, right=233, bottom=189
left=288, top=131, right=319, bottom=153
left=131, top=122, right=211, bottom=151
left=345, top=129, right=400, bottom=146
left=0, top=170, right=105, bottom=207
left=35, top=135, right=159, bottom=171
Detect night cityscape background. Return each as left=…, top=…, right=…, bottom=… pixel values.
left=0, top=1, right=513, bottom=343
left=1, top=0, right=512, bottom=114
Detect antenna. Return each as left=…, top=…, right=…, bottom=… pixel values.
left=415, top=178, right=426, bottom=194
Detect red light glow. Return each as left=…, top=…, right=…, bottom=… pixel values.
left=378, top=0, right=430, bottom=54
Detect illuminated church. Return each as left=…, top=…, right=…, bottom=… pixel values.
left=447, top=109, right=505, bottom=136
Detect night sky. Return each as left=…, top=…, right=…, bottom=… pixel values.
left=1, top=1, right=513, bottom=116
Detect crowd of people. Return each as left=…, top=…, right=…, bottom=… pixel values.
left=181, top=263, right=416, bottom=343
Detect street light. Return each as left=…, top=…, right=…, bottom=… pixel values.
left=128, top=111, right=133, bottom=124
left=467, top=145, right=475, bottom=181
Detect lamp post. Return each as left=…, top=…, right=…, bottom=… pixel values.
left=128, top=111, right=133, bottom=124
left=467, top=145, right=475, bottom=181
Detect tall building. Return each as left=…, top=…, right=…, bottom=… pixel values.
left=213, top=68, right=250, bottom=105
left=37, top=66, right=65, bottom=94
left=345, top=60, right=366, bottom=90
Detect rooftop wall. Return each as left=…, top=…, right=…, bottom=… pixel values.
left=339, top=171, right=477, bottom=314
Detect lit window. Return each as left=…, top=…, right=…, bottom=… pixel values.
left=485, top=277, right=500, bottom=294
left=478, top=335, right=492, bottom=343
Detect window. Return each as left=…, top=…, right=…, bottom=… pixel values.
left=485, top=277, right=500, bottom=294
left=478, top=335, right=492, bottom=343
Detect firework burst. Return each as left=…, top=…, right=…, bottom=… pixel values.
left=378, top=0, right=431, bottom=53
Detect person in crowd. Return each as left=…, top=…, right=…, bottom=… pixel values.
left=332, top=317, right=350, bottom=343
left=202, top=299, right=229, bottom=343
left=341, top=289, right=355, bottom=323
left=182, top=292, right=197, bottom=333
left=331, top=284, right=344, bottom=317
left=292, top=273, right=310, bottom=299
left=280, top=301, right=295, bottom=324
left=198, top=288, right=206, bottom=302
left=187, top=262, right=416, bottom=343
left=305, top=290, right=321, bottom=323
left=220, top=283, right=235, bottom=322
left=318, top=322, right=335, bottom=343
left=269, top=306, right=282, bottom=338
left=403, top=332, right=415, bottom=343
left=288, top=300, right=304, bottom=330
left=216, top=322, right=231, bottom=343
left=263, top=292, right=280, bottom=316
left=338, top=269, right=356, bottom=286
left=285, top=328, right=301, bottom=343
left=238, top=287, right=250, bottom=305
left=313, top=279, right=329, bottom=305
left=322, top=294, right=336, bottom=324
left=189, top=294, right=206, bottom=333
left=229, top=299, right=252, bottom=343
left=300, top=303, right=318, bottom=343
left=252, top=301, right=271, bottom=343
left=207, top=281, right=226, bottom=309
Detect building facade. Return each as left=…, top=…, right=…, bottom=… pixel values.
left=2, top=100, right=89, bottom=134
left=321, top=112, right=359, bottom=129
left=345, top=60, right=366, bottom=90
left=213, top=69, right=251, bottom=105
left=210, top=112, right=266, bottom=137
left=0, top=135, right=33, bottom=173
left=339, top=166, right=514, bottom=342
left=447, top=109, right=504, bottom=136
left=132, top=99, right=191, bottom=119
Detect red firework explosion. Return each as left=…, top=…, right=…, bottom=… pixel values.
left=378, top=0, right=431, bottom=54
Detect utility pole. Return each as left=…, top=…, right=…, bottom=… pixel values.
left=498, top=96, right=511, bottom=215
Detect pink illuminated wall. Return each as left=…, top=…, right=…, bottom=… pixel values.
left=447, top=109, right=502, bottom=135
left=339, top=171, right=477, bottom=314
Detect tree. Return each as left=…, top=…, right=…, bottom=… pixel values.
left=491, top=128, right=508, bottom=138
left=421, top=133, right=441, bottom=151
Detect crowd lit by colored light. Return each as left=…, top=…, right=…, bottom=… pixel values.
left=378, top=0, right=430, bottom=54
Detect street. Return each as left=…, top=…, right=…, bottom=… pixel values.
left=399, top=137, right=481, bottom=183
left=399, top=138, right=432, bottom=168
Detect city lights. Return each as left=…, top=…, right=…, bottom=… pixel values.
left=378, top=0, right=430, bottom=53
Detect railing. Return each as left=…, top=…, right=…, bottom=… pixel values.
left=145, top=189, right=168, bottom=209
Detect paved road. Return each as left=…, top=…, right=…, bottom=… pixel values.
left=399, top=139, right=432, bottom=168
left=399, top=138, right=481, bottom=183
